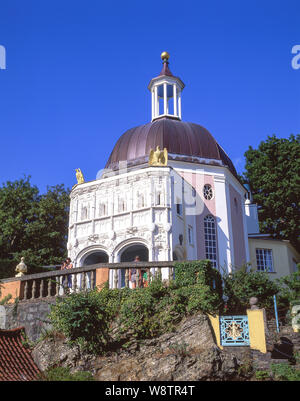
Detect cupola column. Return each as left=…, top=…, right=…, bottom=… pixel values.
left=154, top=86, right=158, bottom=117
left=164, top=83, right=167, bottom=115
left=178, top=91, right=182, bottom=120
left=173, top=84, right=177, bottom=116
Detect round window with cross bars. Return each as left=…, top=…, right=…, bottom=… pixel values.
left=203, top=184, right=214, bottom=200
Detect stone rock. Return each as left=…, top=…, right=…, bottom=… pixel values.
left=32, top=313, right=244, bottom=380
left=32, top=334, right=83, bottom=372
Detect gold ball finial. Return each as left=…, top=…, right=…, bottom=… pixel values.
left=161, top=51, right=170, bottom=61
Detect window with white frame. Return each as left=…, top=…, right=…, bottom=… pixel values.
left=118, top=197, right=126, bottom=213
left=138, top=192, right=145, bottom=208
left=99, top=202, right=107, bottom=217
left=256, top=249, right=274, bottom=272
left=204, top=215, right=217, bottom=268
left=81, top=205, right=88, bottom=220
left=156, top=192, right=162, bottom=206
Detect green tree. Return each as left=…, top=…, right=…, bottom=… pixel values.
left=277, top=263, right=300, bottom=305
left=0, top=176, right=70, bottom=278
left=223, top=266, right=279, bottom=313
left=242, top=134, right=300, bottom=252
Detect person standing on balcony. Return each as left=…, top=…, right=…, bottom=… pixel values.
left=59, top=260, right=67, bottom=295
left=129, top=255, right=141, bottom=289
left=65, top=257, right=73, bottom=290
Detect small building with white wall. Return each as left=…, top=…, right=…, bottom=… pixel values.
left=67, top=52, right=298, bottom=286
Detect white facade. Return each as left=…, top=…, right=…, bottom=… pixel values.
left=68, top=159, right=250, bottom=275
left=67, top=53, right=251, bottom=283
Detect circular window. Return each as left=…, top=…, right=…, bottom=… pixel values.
left=203, top=184, right=214, bottom=200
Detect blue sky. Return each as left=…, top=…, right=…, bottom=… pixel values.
left=0, top=0, right=299, bottom=193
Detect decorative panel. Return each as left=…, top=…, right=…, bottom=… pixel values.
left=219, top=315, right=250, bottom=346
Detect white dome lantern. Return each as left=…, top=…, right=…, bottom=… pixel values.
left=148, top=52, right=185, bottom=121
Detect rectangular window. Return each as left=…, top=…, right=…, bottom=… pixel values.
left=204, top=215, right=217, bottom=269
left=176, top=199, right=182, bottom=216
left=256, top=248, right=274, bottom=272
left=188, top=227, right=193, bottom=245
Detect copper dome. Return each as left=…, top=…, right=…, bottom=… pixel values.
left=105, top=117, right=237, bottom=177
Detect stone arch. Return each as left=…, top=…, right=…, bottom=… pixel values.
left=112, top=239, right=149, bottom=289
left=77, top=245, right=109, bottom=267
left=113, top=238, right=149, bottom=262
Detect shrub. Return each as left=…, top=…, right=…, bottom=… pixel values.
left=174, top=260, right=222, bottom=292
left=0, top=293, right=12, bottom=305
left=173, top=260, right=223, bottom=314
left=276, top=264, right=300, bottom=307
left=48, top=260, right=224, bottom=353
left=223, top=266, right=279, bottom=313
left=49, top=290, right=110, bottom=354
left=38, top=366, right=94, bottom=381
left=271, top=363, right=300, bottom=381
left=255, top=370, right=270, bottom=381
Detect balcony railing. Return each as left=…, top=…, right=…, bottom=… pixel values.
left=1, top=261, right=176, bottom=301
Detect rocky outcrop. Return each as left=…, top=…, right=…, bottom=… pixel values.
left=32, top=313, right=248, bottom=381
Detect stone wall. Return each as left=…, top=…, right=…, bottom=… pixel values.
left=1, top=298, right=56, bottom=342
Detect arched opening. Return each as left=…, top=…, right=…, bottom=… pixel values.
left=118, top=244, right=149, bottom=288
left=120, top=244, right=149, bottom=262
left=82, top=251, right=108, bottom=266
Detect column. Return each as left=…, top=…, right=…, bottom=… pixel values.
left=151, top=89, right=155, bottom=120
left=163, top=83, right=167, bottom=115
left=178, top=91, right=182, bottom=119
left=173, top=84, right=177, bottom=117
left=154, top=86, right=158, bottom=118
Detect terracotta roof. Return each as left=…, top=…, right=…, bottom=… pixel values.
left=105, top=117, right=238, bottom=177
left=0, top=327, right=40, bottom=381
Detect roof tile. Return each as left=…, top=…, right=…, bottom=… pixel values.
left=0, top=328, right=40, bottom=381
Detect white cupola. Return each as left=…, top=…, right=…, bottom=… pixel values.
left=148, top=52, right=185, bottom=121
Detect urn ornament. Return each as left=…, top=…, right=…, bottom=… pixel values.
left=15, top=257, right=27, bottom=277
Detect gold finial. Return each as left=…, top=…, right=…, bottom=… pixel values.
left=161, top=51, right=170, bottom=62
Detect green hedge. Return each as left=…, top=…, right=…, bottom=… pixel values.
left=49, top=260, right=223, bottom=354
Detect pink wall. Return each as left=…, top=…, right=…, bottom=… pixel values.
left=229, top=184, right=247, bottom=267
left=178, top=171, right=216, bottom=260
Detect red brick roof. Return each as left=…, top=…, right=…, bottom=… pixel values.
left=0, top=327, right=40, bottom=381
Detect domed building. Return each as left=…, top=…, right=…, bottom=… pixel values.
left=67, top=52, right=252, bottom=284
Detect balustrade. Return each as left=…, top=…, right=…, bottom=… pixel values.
left=108, top=262, right=175, bottom=290
left=10, top=261, right=176, bottom=301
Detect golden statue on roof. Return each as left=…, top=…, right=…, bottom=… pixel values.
left=75, top=168, right=85, bottom=184
left=149, top=146, right=168, bottom=166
